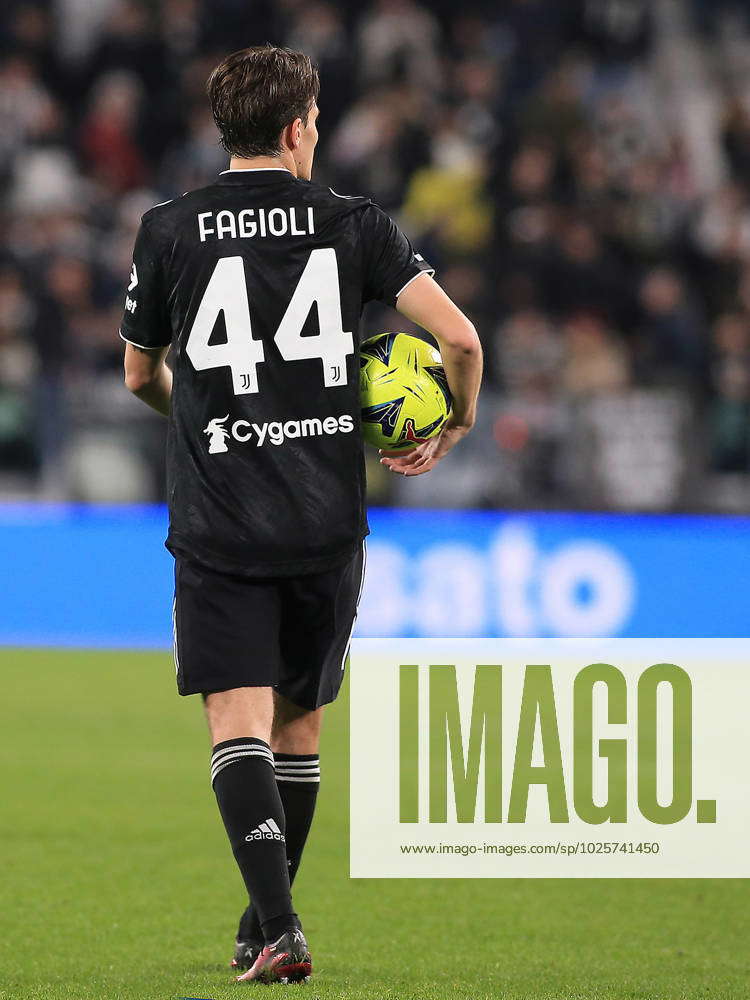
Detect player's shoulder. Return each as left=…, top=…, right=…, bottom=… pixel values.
left=294, top=179, right=400, bottom=244
left=140, top=183, right=217, bottom=229
left=293, top=177, right=375, bottom=216
left=137, top=182, right=237, bottom=255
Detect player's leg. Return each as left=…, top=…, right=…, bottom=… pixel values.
left=272, top=695, right=323, bottom=888
left=272, top=542, right=365, bottom=903
left=235, top=698, right=323, bottom=956
left=207, top=687, right=312, bottom=984
left=229, top=543, right=364, bottom=981
left=204, top=687, right=298, bottom=942
left=205, top=684, right=274, bottom=743
left=240, top=541, right=365, bottom=957
left=173, top=557, right=311, bottom=981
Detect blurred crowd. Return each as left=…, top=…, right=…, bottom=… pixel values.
left=3, top=0, right=750, bottom=510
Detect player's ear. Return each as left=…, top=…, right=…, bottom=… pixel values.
left=284, top=117, right=303, bottom=151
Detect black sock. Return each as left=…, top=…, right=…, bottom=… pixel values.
left=274, top=754, right=321, bottom=884
left=211, top=738, right=296, bottom=943
left=237, top=753, right=320, bottom=944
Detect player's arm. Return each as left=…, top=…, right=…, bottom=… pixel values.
left=120, top=218, right=172, bottom=417
left=387, top=272, right=482, bottom=473
left=124, top=344, right=172, bottom=416
left=360, top=204, right=483, bottom=475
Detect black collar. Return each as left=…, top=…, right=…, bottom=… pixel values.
left=216, top=168, right=297, bottom=186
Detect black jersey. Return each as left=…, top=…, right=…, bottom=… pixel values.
left=120, top=168, right=434, bottom=576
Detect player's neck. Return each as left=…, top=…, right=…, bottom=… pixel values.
left=228, top=153, right=297, bottom=177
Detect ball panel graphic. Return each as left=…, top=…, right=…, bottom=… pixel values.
left=360, top=332, right=452, bottom=450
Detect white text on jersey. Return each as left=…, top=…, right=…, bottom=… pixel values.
left=198, top=207, right=316, bottom=242
left=203, top=413, right=355, bottom=453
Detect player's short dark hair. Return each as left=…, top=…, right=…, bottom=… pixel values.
left=207, top=45, right=320, bottom=159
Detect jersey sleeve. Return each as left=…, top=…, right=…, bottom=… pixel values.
left=360, top=204, right=435, bottom=308
left=119, top=220, right=171, bottom=350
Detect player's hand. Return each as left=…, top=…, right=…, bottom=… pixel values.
left=379, top=419, right=471, bottom=476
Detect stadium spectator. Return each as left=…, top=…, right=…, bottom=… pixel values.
left=3, top=0, right=750, bottom=506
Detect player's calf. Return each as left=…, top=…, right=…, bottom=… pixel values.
left=206, top=688, right=299, bottom=941
left=231, top=748, right=320, bottom=968
left=209, top=724, right=299, bottom=944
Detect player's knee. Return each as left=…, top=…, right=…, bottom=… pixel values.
left=204, top=686, right=274, bottom=745
left=272, top=696, right=322, bottom=754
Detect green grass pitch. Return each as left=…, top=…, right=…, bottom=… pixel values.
left=0, top=648, right=746, bottom=1000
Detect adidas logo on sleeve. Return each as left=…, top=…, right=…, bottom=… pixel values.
left=245, top=817, right=286, bottom=843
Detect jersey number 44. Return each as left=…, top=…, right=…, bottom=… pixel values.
left=186, top=248, right=354, bottom=394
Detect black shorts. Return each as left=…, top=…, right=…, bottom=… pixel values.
left=172, top=543, right=366, bottom=710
